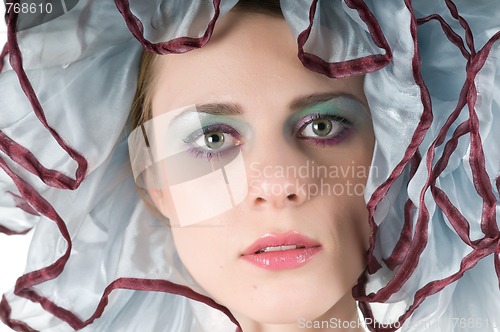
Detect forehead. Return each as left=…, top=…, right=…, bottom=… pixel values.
left=151, top=11, right=366, bottom=115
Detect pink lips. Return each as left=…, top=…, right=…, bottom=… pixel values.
left=241, top=231, right=322, bottom=270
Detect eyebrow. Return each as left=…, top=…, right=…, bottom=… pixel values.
left=169, top=102, right=243, bottom=125
left=289, top=92, right=358, bottom=111
left=183, top=93, right=362, bottom=117
left=195, top=102, right=243, bottom=116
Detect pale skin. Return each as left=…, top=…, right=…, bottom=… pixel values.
left=147, top=10, right=374, bottom=332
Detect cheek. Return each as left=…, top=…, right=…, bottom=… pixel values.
left=339, top=197, right=371, bottom=255
left=170, top=226, right=232, bottom=289
left=332, top=150, right=372, bottom=255
left=171, top=228, right=216, bottom=268
left=315, top=132, right=373, bottom=265
left=322, top=199, right=370, bottom=293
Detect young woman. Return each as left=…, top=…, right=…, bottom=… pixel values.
left=1, top=0, right=499, bottom=331
left=128, top=7, right=373, bottom=332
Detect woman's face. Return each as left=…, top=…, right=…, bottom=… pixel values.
left=148, top=11, right=374, bottom=327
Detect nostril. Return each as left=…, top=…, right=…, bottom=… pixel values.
left=286, top=194, right=298, bottom=202
left=255, top=197, right=266, bottom=204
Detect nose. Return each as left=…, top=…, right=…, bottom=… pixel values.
left=247, top=176, right=307, bottom=209
left=245, top=148, right=310, bottom=209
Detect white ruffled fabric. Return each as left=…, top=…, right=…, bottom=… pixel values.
left=359, top=1, right=500, bottom=331
left=0, top=0, right=499, bottom=331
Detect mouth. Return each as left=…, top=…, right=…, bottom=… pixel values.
left=241, top=231, right=322, bottom=270
left=254, top=244, right=307, bottom=254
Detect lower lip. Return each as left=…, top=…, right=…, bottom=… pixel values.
left=241, top=247, right=322, bottom=270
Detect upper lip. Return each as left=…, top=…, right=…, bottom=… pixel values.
left=241, top=231, right=321, bottom=256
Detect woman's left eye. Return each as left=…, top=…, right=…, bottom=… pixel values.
left=297, top=114, right=352, bottom=142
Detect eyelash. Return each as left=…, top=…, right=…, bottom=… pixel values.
left=183, top=114, right=353, bottom=159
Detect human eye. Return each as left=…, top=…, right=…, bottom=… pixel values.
left=296, top=113, right=352, bottom=146
left=183, top=124, right=243, bottom=159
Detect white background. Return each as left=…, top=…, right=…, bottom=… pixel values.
left=0, top=4, right=34, bottom=332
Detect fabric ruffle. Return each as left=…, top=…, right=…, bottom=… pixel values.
left=0, top=0, right=499, bottom=331
left=355, top=1, right=500, bottom=331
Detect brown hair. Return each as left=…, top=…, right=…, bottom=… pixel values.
left=129, top=0, right=282, bottom=130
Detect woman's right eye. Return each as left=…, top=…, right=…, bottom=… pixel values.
left=194, top=129, right=239, bottom=151
left=184, top=124, right=243, bottom=159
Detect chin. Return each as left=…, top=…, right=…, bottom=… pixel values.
left=230, top=275, right=347, bottom=325
left=237, top=299, right=338, bottom=326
